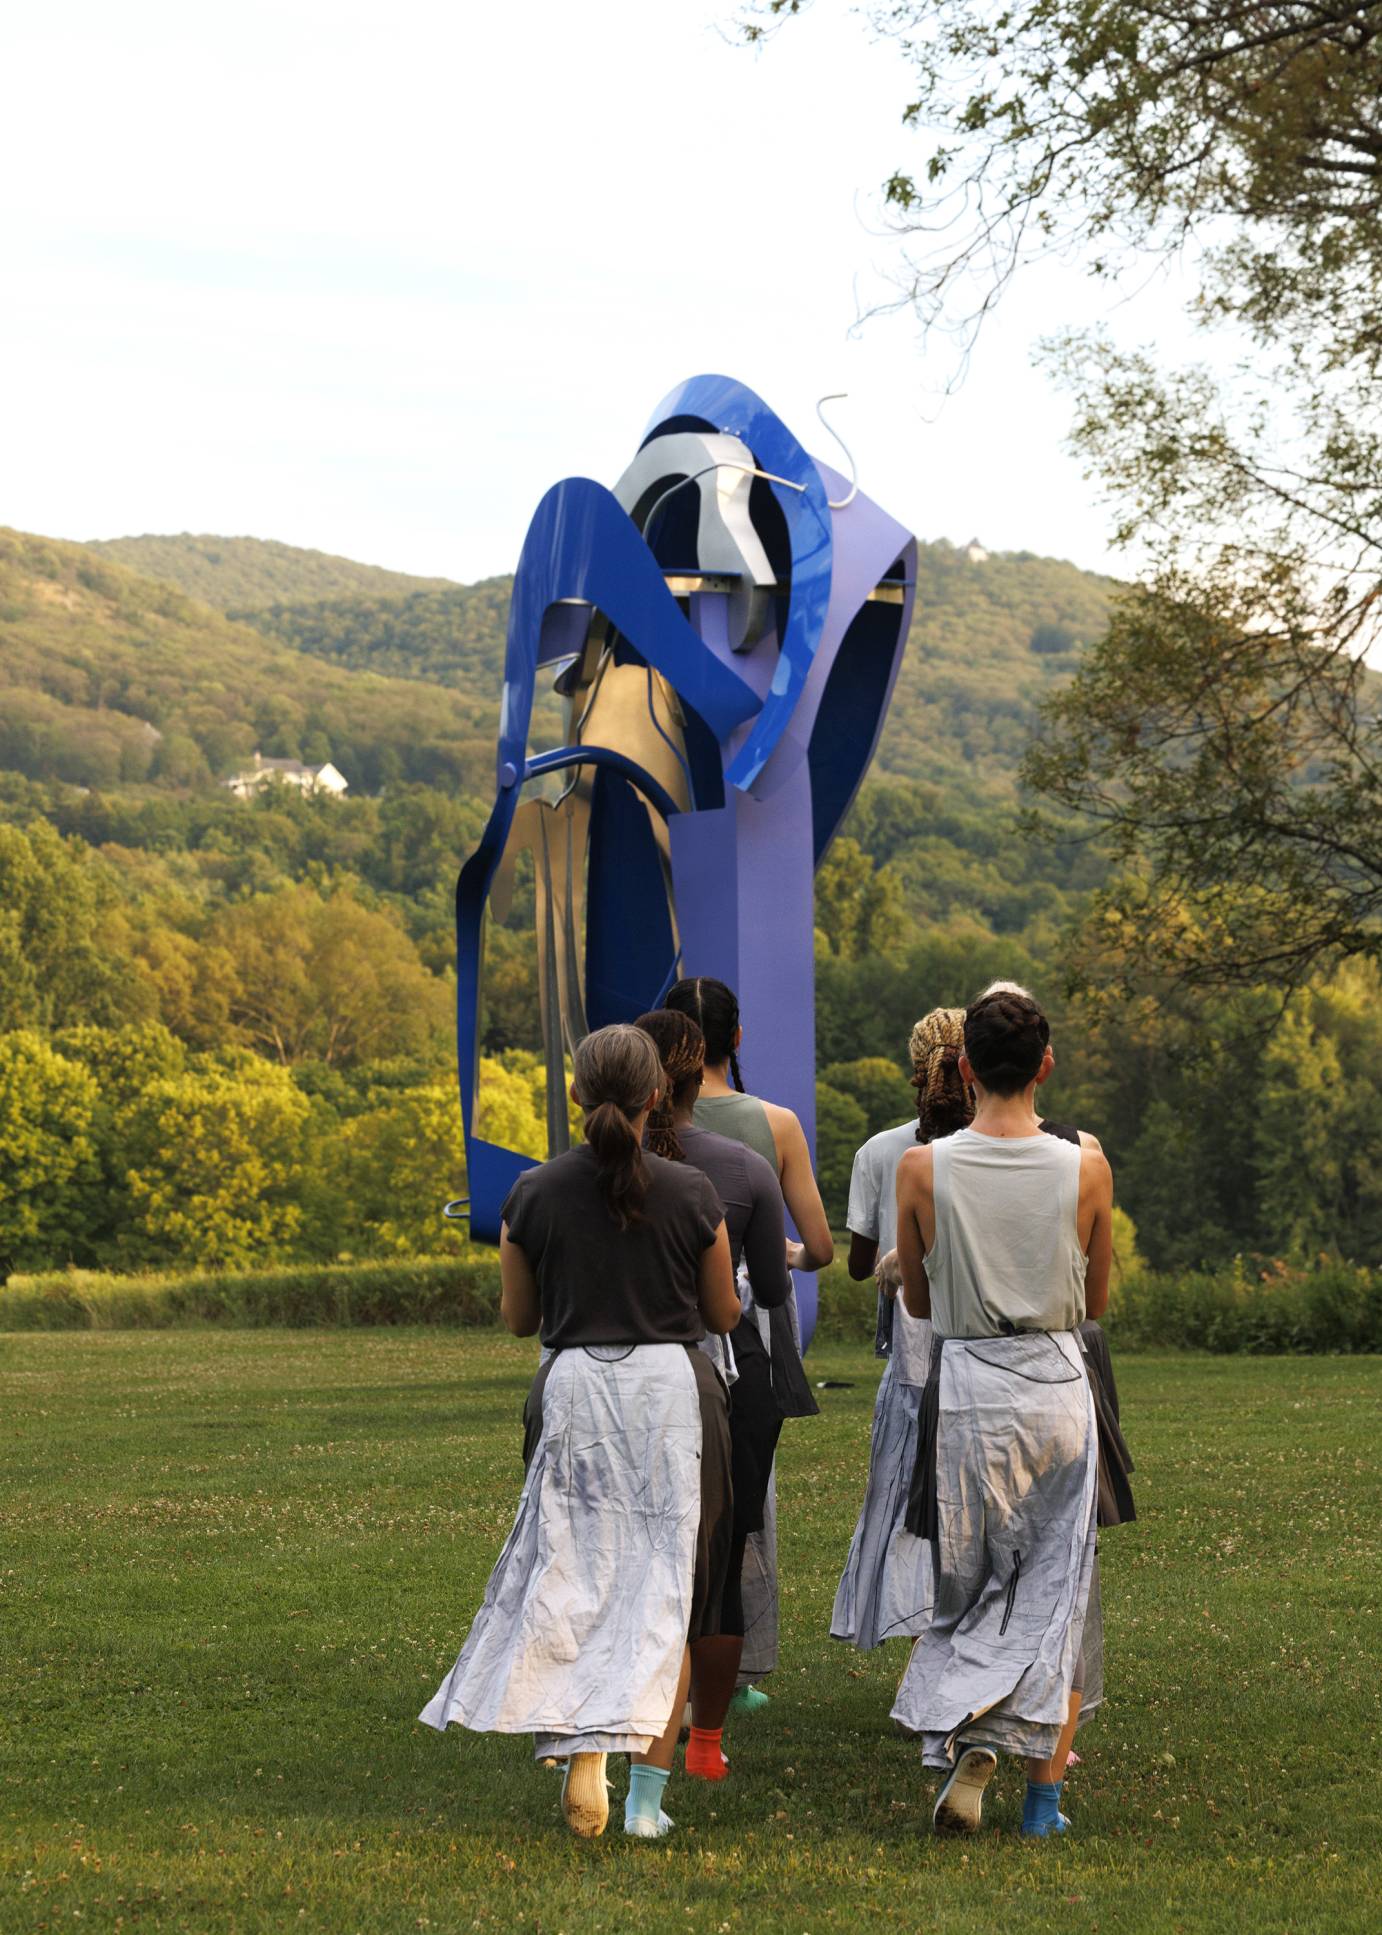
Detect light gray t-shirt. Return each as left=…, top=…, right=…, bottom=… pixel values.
left=927, top=1128, right=1088, bottom=1339
left=847, top=1119, right=933, bottom=1386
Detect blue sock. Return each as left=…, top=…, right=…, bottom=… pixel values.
left=625, top=1764, right=671, bottom=1832
left=1022, top=1779, right=1065, bottom=1837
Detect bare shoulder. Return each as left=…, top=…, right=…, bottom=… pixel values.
left=1079, top=1142, right=1113, bottom=1194
left=897, top=1143, right=935, bottom=1195
left=1077, top=1128, right=1104, bottom=1155
left=761, top=1098, right=807, bottom=1155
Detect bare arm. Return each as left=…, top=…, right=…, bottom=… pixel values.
left=895, top=1145, right=934, bottom=1321
left=499, top=1222, right=541, bottom=1337
left=768, top=1105, right=834, bottom=1271
left=697, top=1221, right=740, bottom=1335
left=847, top=1231, right=879, bottom=1281
left=1079, top=1148, right=1114, bottom=1322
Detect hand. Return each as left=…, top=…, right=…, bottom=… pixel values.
left=874, top=1247, right=902, bottom=1299
left=785, top=1239, right=807, bottom=1274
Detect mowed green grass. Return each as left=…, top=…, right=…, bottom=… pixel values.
left=1, top=1333, right=1378, bottom=1935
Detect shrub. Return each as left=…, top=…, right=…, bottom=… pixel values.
left=0, top=1256, right=501, bottom=1331
left=1105, top=1258, right=1380, bottom=1354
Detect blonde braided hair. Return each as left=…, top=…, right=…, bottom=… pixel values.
left=907, top=1006, right=973, bottom=1144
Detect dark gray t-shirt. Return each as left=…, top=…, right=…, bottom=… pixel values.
left=501, top=1145, right=723, bottom=1350
left=677, top=1124, right=790, bottom=1312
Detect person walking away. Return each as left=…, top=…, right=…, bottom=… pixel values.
left=831, top=1008, right=971, bottom=1652
left=976, top=983, right=1136, bottom=1532
left=636, top=1008, right=793, bottom=1782
left=892, top=989, right=1114, bottom=1839
left=418, top=1024, right=740, bottom=1840
left=663, top=976, right=831, bottom=1706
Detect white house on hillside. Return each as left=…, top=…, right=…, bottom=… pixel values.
left=964, top=536, right=990, bottom=564
left=225, top=753, right=349, bottom=800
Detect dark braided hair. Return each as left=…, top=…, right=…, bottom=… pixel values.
left=635, top=1009, right=706, bottom=1162
left=571, top=1024, right=664, bottom=1228
left=664, top=977, right=745, bottom=1093
left=963, top=988, right=1050, bottom=1097
left=908, top=1007, right=973, bottom=1143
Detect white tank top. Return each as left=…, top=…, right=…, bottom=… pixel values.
left=926, top=1128, right=1088, bottom=1339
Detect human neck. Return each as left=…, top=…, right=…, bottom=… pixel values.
left=699, top=1060, right=736, bottom=1097
left=968, top=1085, right=1043, bottom=1139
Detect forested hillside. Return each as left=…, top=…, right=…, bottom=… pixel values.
left=87, top=533, right=450, bottom=609
left=0, top=529, right=498, bottom=794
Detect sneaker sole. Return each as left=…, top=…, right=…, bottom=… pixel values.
left=560, top=1753, right=609, bottom=1838
left=933, top=1746, right=998, bottom=1835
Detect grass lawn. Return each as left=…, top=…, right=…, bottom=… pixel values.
left=1, top=1332, right=1378, bottom=1934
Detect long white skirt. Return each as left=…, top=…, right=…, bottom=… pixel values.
left=419, top=1343, right=703, bottom=1760
left=830, top=1359, right=934, bottom=1649
left=891, top=1331, right=1098, bottom=1767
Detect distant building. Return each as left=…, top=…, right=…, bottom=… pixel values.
left=964, top=537, right=990, bottom=564
left=225, top=753, right=349, bottom=800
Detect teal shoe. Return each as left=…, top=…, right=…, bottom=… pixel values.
left=1021, top=1811, right=1071, bottom=1838
left=729, top=1686, right=770, bottom=1716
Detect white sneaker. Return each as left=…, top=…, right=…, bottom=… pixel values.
left=932, top=1744, right=998, bottom=1835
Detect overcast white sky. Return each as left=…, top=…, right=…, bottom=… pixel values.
left=1, top=0, right=1210, bottom=585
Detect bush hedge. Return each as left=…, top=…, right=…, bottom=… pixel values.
left=1, top=1254, right=1375, bottom=1354
left=0, top=1257, right=502, bottom=1331
left=1106, top=1258, right=1380, bottom=1355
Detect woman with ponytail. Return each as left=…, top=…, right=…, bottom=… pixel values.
left=420, top=1024, right=740, bottom=1841
left=637, top=1009, right=792, bottom=1783
left=831, top=1008, right=971, bottom=1653
left=662, top=977, right=831, bottom=1705
left=665, top=977, right=834, bottom=1278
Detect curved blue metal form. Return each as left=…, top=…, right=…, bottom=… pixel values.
left=456, top=377, right=917, bottom=1345
left=640, top=374, right=835, bottom=798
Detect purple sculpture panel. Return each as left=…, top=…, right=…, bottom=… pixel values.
left=455, top=374, right=917, bottom=1343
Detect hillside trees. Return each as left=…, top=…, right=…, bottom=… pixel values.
left=0, top=1034, right=99, bottom=1276
left=199, top=885, right=451, bottom=1066
left=0, top=822, right=147, bottom=1030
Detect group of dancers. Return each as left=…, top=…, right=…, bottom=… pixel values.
left=420, top=978, right=1134, bottom=1841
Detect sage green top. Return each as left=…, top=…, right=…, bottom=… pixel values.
left=928, top=1128, right=1088, bottom=1338
left=692, top=1092, right=778, bottom=1174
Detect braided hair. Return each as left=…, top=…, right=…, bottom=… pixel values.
left=963, top=988, right=1050, bottom=1097
left=571, top=1023, right=664, bottom=1228
left=908, top=1007, right=973, bottom=1144
left=635, top=1009, right=706, bottom=1162
left=664, top=977, right=745, bottom=1093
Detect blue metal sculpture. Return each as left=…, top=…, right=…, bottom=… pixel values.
left=456, top=374, right=917, bottom=1343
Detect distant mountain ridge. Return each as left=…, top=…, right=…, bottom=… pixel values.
left=86, top=533, right=452, bottom=610
left=0, top=529, right=497, bottom=796
left=0, top=528, right=1117, bottom=807
left=180, top=533, right=1116, bottom=802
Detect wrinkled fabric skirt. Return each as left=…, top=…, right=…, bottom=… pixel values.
left=891, top=1331, right=1099, bottom=1767
left=830, top=1358, right=934, bottom=1649
left=420, top=1343, right=725, bottom=1760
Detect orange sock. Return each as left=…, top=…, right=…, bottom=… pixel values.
left=685, top=1726, right=729, bottom=1780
